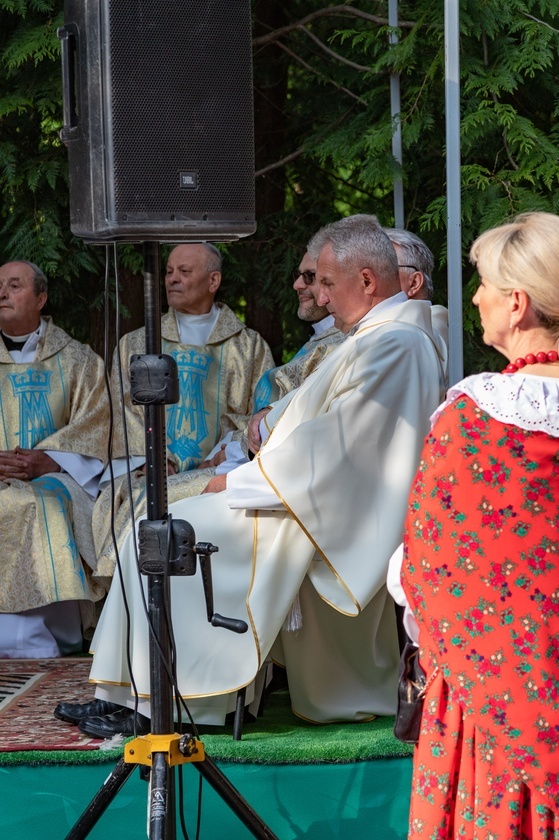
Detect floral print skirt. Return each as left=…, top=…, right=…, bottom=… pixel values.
left=408, top=674, right=559, bottom=840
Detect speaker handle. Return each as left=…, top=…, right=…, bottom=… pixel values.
left=57, top=24, right=79, bottom=143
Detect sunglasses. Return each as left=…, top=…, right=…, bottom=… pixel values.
left=293, top=269, right=316, bottom=285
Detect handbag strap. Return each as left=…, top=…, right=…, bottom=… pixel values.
left=417, top=665, right=439, bottom=699
left=402, top=630, right=440, bottom=699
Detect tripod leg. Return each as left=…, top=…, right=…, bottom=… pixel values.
left=64, top=758, right=137, bottom=840
left=194, top=754, right=279, bottom=840
left=149, top=751, right=174, bottom=840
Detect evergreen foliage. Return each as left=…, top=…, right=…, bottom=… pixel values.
left=0, top=0, right=108, bottom=343
left=249, top=0, right=559, bottom=371
left=1, top=0, right=559, bottom=371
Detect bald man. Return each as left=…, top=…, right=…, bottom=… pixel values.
left=91, top=243, right=274, bottom=582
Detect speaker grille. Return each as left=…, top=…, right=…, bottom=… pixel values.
left=107, top=0, right=254, bottom=219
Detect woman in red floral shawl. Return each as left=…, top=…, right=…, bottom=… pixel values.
left=398, top=212, right=559, bottom=839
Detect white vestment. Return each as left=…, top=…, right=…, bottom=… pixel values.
left=430, top=304, right=449, bottom=381
left=89, top=299, right=447, bottom=723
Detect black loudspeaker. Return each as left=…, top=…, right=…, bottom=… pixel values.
left=58, top=0, right=255, bottom=243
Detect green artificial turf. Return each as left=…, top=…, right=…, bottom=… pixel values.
left=198, top=691, right=413, bottom=764
left=0, top=690, right=413, bottom=767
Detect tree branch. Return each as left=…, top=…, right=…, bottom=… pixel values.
left=482, top=33, right=519, bottom=172
left=253, top=5, right=418, bottom=50
left=256, top=148, right=306, bottom=178
left=522, top=12, right=559, bottom=33
left=275, top=39, right=369, bottom=105
left=255, top=107, right=357, bottom=178
left=297, top=25, right=373, bottom=72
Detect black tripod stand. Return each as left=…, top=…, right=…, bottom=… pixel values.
left=65, top=242, right=278, bottom=840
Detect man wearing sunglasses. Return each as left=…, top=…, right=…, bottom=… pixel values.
left=250, top=251, right=344, bottom=413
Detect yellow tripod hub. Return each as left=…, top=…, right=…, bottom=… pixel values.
left=124, top=733, right=205, bottom=767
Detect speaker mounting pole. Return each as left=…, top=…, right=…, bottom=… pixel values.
left=58, top=0, right=276, bottom=832
left=64, top=242, right=278, bottom=840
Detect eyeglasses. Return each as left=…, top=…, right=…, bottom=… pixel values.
left=398, top=264, right=420, bottom=272
left=293, top=269, right=316, bottom=285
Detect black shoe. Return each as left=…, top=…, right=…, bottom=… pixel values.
left=54, top=699, right=123, bottom=725
left=78, top=708, right=151, bottom=739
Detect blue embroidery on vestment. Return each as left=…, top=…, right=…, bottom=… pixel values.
left=253, top=368, right=278, bottom=413
left=9, top=368, right=56, bottom=449
left=252, top=342, right=311, bottom=412
left=33, top=476, right=84, bottom=596
left=166, top=349, right=213, bottom=469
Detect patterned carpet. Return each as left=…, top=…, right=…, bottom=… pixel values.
left=0, top=658, right=104, bottom=753
left=0, top=657, right=413, bottom=768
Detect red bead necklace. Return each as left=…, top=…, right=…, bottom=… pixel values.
left=502, top=350, right=559, bottom=374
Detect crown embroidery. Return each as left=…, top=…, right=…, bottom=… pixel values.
left=8, top=368, right=56, bottom=449
left=10, top=368, right=52, bottom=391
left=174, top=349, right=214, bottom=376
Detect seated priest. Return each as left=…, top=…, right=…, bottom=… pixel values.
left=0, top=260, right=109, bottom=658
left=55, top=215, right=448, bottom=737
left=384, top=226, right=449, bottom=362
left=91, top=242, right=274, bottom=584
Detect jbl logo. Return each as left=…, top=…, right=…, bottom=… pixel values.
left=179, top=172, right=198, bottom=190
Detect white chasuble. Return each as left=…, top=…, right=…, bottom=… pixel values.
left=89, top=300, right=446, bottom=722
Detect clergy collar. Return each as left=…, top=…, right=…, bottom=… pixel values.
left=1, top=319, right=45, bottom=358
left=173, top=304, right=220, bottom=345
left=174, top=304, right=219, bottom=326
left=1, top=326, right=39, bottom=351
left=370, top=290, right=408, bottom=316
left=310, top=314, right=335, bottom=337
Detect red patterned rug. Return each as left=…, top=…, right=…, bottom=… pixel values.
left=0, top=658, right=107, bottom=753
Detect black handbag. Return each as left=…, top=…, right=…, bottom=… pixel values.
left=393, top=640, right=437, bottom=745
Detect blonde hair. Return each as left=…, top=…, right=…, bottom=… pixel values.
left=470, top=212, right=559, bottom=337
